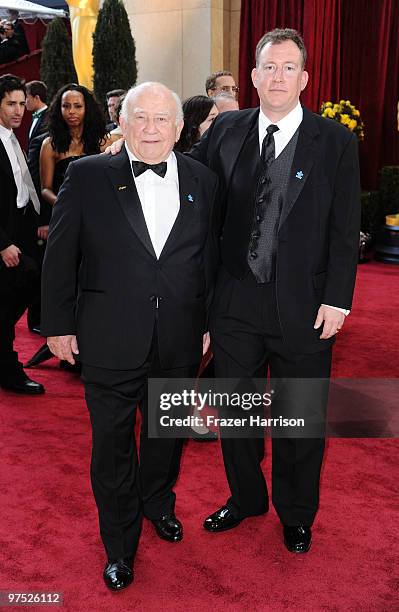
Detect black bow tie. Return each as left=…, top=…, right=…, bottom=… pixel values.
left=132, top=160, right=167, bottom=178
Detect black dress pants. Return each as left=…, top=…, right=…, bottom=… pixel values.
left=81, top=329, right=198, bottom=562
left=210, top=268, right=332, bottom=526
left=0, top=202, right=39, bottom=380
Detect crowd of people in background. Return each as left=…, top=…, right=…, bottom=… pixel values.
left=0, top=11, right=29, bottom=64
left=0, top=65, right=240, bottom=396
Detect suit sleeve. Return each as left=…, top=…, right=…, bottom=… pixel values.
left=40, top=162, right=82, bottom=336
left=204, top=173, right=221, bottom=328
left=323, top=133, right=361, bottom=309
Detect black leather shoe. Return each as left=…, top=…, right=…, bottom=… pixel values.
left=151, top=514, right=183, bottom=542
left=25, top=343, right=53, bottom=368
left=191, top=429, right=218, bottom=442
left=0, top=373, right=45, bottom=395
left=203, top=506, right=242, bottom=532
left=283, top=525, right=312, bottom=553
left=103, top=557, right=133, bottom=591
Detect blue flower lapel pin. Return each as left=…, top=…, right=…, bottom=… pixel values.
left=187, top=194, right=194, bottom=203
left=295, top=170, right=304, bottom=180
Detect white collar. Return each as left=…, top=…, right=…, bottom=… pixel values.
left=0, top=123, right=13, bottom=141
left=259, top=102, right=303, bottom=135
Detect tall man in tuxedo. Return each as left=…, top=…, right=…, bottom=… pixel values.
left=41, top=82, right=218, bottom=591
left=191, top=29, right=360, bottom=552
left=0, top=74, right=44, bottom=395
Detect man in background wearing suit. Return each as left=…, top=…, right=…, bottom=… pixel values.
left=41, top=82, right=218, bottom=591
left=25, top=80, right=49, bottom=332
left=191, top=28, right=360, bottom=553
left=0, top=74, right=44, bottom=395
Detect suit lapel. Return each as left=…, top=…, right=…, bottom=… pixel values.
left=0, top=139, right=14, bottom=182
left=159, top=152, right=198, bottom=260
left=219, top=109, right=259, bottom=191
left=279, top=108, right=319, bottom=229
left=107, top=147, right=157, bottom=258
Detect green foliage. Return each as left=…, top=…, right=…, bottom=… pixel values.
left=378, top=166, right=399, bottom=217
left=40, top=18, right=77, bottom=104
left=93, top=0, right=137, bottom=111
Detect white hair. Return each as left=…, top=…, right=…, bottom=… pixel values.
left=120, top=82, right=183, bottom=125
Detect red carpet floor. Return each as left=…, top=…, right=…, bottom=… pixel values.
left=1, top=261, right=398, bottom=611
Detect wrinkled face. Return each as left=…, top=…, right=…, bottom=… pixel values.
left=61, top=90, right=85, bottom=128
left=0, top=89, right=25, bottom=130
left=198, top=104, right=219, bottom=136
left=120, top=88, right=183, bottom=164
left=107, top=95, right=120, bottom=122
left=251, top=40, right=308, bottom=120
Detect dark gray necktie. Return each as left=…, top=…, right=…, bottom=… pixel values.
left=261, top=124, right=279, bottom=167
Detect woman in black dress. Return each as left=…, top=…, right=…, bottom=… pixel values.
left=26, top=84, right=106, bottom=369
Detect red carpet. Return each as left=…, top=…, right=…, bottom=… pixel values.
left=1, top=261, right=398, bottom=611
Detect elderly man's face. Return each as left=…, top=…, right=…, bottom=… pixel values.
left=120, top=88, right=183, bottom=164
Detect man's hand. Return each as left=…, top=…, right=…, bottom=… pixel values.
left=203, top=332, right=211, bottom=355
left=103, top=137, right=125, bottom=156
left=47, top=335, right=79, bottom=364
left=314, top=305, right=345, bottom=339
left=0, top=244, right=21, bottom=267
left=38, top=225, right=49, bottom=240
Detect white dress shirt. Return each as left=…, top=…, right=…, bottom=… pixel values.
left=0, top=123, right=29, bottom=208
left=257, top=103, right=349, bottom=316
left=125, top=143, right=180, bottom=259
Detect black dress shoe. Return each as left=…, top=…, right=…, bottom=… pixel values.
left=283, top=525, right=312, bottom=553
left=103, top=557, right=134, bottom=591
left=203, top=506, right=242, bottom=532
left=191, top=429, right=218, bottom=442
left=151, top=514, right=183, bottom=542
left=0, top=372, right=45, bottom=395
left=25, top=343, right=53, bottom=368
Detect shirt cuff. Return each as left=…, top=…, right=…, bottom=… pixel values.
left=322, top=304, right=350, bottom=316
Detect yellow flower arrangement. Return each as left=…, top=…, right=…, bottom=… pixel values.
left=320, top=99, right=365, bottom=140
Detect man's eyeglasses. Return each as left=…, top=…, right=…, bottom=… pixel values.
left=212, top=85, right=240, bottom=94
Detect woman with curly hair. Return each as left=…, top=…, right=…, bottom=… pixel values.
left=40, top=83, right=107, bottom=208
left=25, top=84, right=106, bottom=370
left=175, top=95, right=218, bottom=153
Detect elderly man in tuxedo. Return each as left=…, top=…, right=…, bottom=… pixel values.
left=190, top=28, right=360, bottom=553
left=41, top=82, right=218, bottom=591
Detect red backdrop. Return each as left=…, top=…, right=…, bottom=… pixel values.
left=238, top=0, right=399, bottom=190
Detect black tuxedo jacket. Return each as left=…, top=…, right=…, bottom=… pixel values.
left=0, top=139, right=39, bottom=290
left=27, top=113, right=49, bottom=225
left=28, top=109, right=48, bottom=144
left=190, top=106, right=361, bottom=353
left=41, top=149, right=219, bottom=370
left=0, top=139, right=20, bottom=252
